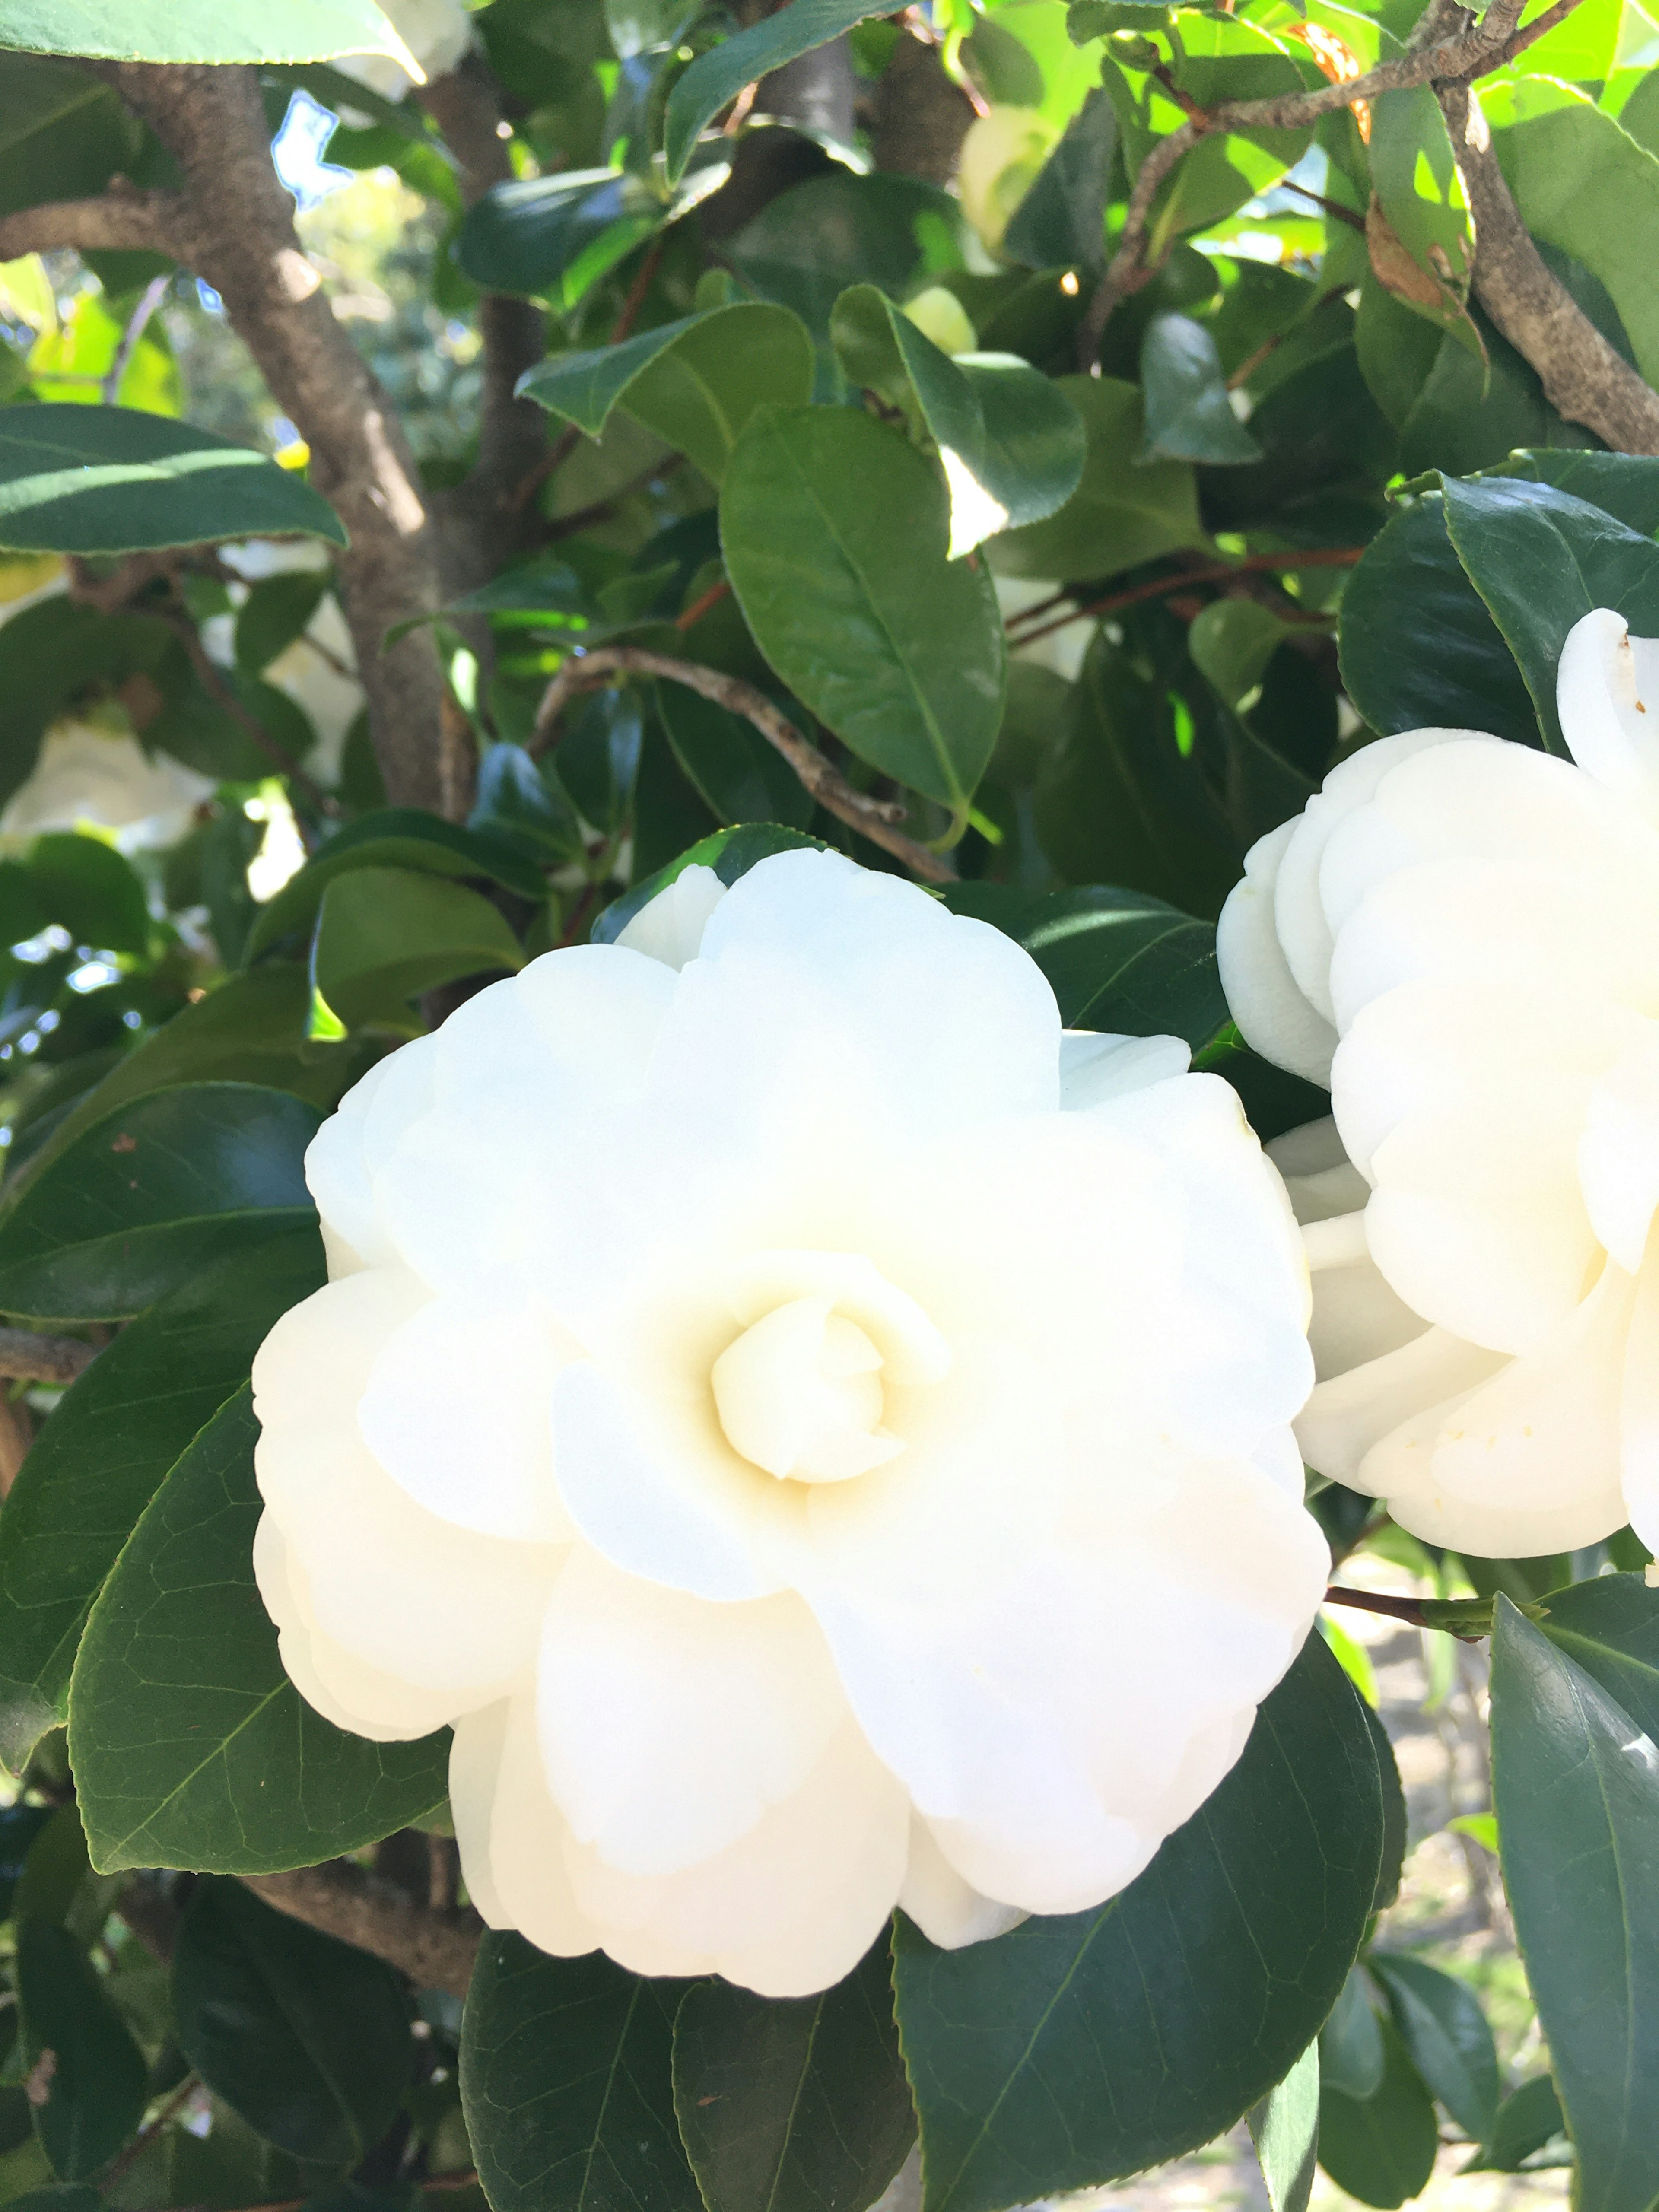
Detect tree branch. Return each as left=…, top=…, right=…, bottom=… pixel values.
left=0, top=183, right=181, bottom=263
left=0, top=1329, right=99, bottom=1385
left=530, top=646, right=957, bottom=883
left=1006, top=547, right=1362, bottom=647
left=240, top=1862, right=483, bottom=1998
left=1440, top=81, right=1659, bottom=453
left=1074, top=0, right=1537, bottom=367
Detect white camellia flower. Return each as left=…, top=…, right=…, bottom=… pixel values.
left=334, top=0, right=475, bottom=102
left=252, top=848, right=1326, bottom=1994
left=1218, top=604, right=1659, bottom=1560
left=1, top=718, right=213, bottom=853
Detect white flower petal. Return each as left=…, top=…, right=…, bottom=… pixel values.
left=1620, top=1239, right=1659, bottom=1557
left=253, top=1520, right=456, bottom=1741
left=1058, top=1030, right=1190, bottom=1109
left=615, top=863, right=728, bottom=970
left=1557, top=605, right=1659, bottom=812
left=898, top=1818, right=1026, bottom=1950
left=1216, top=819, right=1337, bottom=1087
left=1581, top=1030, right=1659, bottom=1275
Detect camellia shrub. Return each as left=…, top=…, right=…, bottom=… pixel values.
left=0, top=0, right=1657, bottom=2209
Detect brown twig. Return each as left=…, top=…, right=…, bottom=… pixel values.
left=0, top=1328, right=99, bottom=1386
left=529, top=646, right=957, bottom=882
left=101, top=2073, right=200, bottom=2188
left=1008, top=548, right=1362, bottom=647
left=1074, top=0, right=1537, bottom=367
left=676, top=578, right=732, bottom=631
left=101, top=273, right=172, bottom=404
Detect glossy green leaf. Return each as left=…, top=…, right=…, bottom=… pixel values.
left=70, top=1388, right=449, bottom=1875
left=0, top=1084, right=319, bottom=1323
left=1464, top=2075, right=1567, bottom=2173
left=672, top=1941, right=915, bottom=2212
left=1490, top=1596, right=1659, bottom=2212
left=594, top=822, right=824, bottom=945
left=458, top=169, right=662, bottom=302
left=0, top=1802, right=52, bottom=1920
left=987, top=377, right=1203, bottom=582
left=1248, top=2041, right=1319, bottom=2212
left=15, top=1919, right=147, bottom=2180
left=1337, top=494, right=1538, bottom=750
left=1441, top=473, right=1659, bottom=756
left=720, top=406, right=1005, bottom=814
left=664, top=0, right=887, bottom=181
left=469, top=742, right=585, bottom=866
left=894, top=1632, right=1382, bottom=2212
left=0, top=0, right=417, bottom=64
left=1486, top=81, right=1659, bottom=391
left=1366, top=86, right=1476, bottom=347
left=1004, top=89, right=1116, bottom=272
left=1368, top=1955, right=1499, bottom=2142
left=1492, top=449, right=1659, bottom=534
left=0, top=1230, right=324, bottom=1772
left=311, top=867, right=524, bottom=1033
left=1319, top=1967, right=1385, bottom=2101
left=1139, top=314, right=1261, bottom=464
left=829, top=286, right=1085, bottom=553
left=235, top=570, right=329, bottom=677
left=26, top=831, right=149, bottom=957
left=1533, top=1572, right=1659, bottom=1738
left=944, top=882, right=1227, bottom=1049
left=1366, top=1702, right=1407, bottom=1915
left=655, top=681, right=814, bottom=830
left=460, top=1936, right=701, bottom=2212
left=519, top=305, right=814, bottom=486
left=14, top=1805, right=116, bottom=1947
left=0, top=52, right=141, bottom=222
left=728, top=173, right=970, bottom=340
left=1316, top=2019, right=1439, bottom=2209
left=175, top=1878, right=412, bottom=2163
left=246, top=810, right=547, bottom=959
left=0, top=406, right=345, bottom=555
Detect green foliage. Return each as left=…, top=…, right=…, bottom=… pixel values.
left=0, top=0, right=416, bottom=64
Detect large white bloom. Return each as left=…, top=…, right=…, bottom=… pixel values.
left=253, top=849, right=1325, bottom=1994
left=1218, top=605, right=1659, bottom=1559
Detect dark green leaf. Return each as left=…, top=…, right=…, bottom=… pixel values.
left=1533, top=1572, right=1659, bottom=1736
left=655, top=681, right=814, bottom=830
left=14, top=1805, right=117, bottom=1946
left=235, top=571, right=329, bottom=677
left=721, top=406, right=1005, bottom=814
left=70, top=1388, right=450, bottom=1875
left=728, top=173, right=970, bottom=341
left=0, top=1802, right=52, bottom=1921
left=1336, top=495, right=1539, bottom=749
left=469, top=743, right=585, bottom=866
left=828, top=287, right=1085, bottom=552
left=0, top=1230, right=324, bottom=1772
left=311, top=868, right=524, bottom=1033
left=1366, top=1702, right=1406, bottom=1915
left=1003, top=91, right=1116, bottom=273
left=246, top=810, right=547, bottom=960
left=894, top=1632, right=1382, bottom=2212
left=26, top=832, right=149, bottom=957
left=1493, top=449, right=1659, bottom=534
left=664, top=0, right=888, bottom=181
left=1464, top=2075, right=1567, bottom=2173
left=0, top=0, right=418, bottom=63
left=458, top=169, right=662, bottom=300
left=1316, top=2020, right=1439, bottom=2209
left=460, top=1937, right=701, bottom=2212
left=0, top=407, right=345, bottom=555
left=0, top=53, right=140, bottom=222
left=1368, top=1956, right=1499, bottom=2142
left=1248, top=2041, right=1319, bottom=2212
left=1319, top=1967, right=1385, bottom=2101
left=16, top=1918, right=147, bottom=2180
left=1140, top=314, right=1261, bottom=465
left=988, top=377, right=1203, bottom=582
left=1490, top=1595, right=1659, bottom=2212
left=944, top=882, right=1227, bottom=1049
left=672, top=1940, right=915, bottom=2212
left=175, top=1878, right=412, bottom=2163
left=0, top=1083, right=319, bottom=1323
left=1440, top=473, right=1659, bottom=756
left=518, top=306, right=814, bottom=485
left=594, top=822, right=825, bottom=945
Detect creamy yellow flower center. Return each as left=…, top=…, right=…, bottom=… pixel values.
left=707, top=1249, right=952, bottom=1485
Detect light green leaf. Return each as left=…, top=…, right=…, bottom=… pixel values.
left=68, top=1388, right=450, bottom=1875
left=1139, top=312, right=1261, bottom=464
left=894, top=1633, right=1381, bottom=2212
left=1485, top=78, right=1659, bottom=392
left=672, top=1942, right=915, bottom=2212
left=310, top=866, right=524, bottom=1033
left=25, top=830, right=149, bottom=955
left=987, top=377, right=1204, bottom=582
left=461, top=1938, right=701, bottom=2212
left=1249, top=2042, right=1319, bottom=2212
left=0, top=1083, right=319, bottom=1324
left=518, top=304, right=814, bottom=486
left=0, top=0, right=418, bottom=66
left=1004, top=89, right=1116, bottom=272
left=720, top=405, right=1005, bottom=815
left=1490, top=1596, right=1659, bottom=2212
left=15, top=1920, right=146, bottom=2180
left=1463, top=2075, right=1567, bottom=2173
left=1532, top=1572, right=1659, bottom=1736
left=0, top=1230, right=324, bottom=1773
left=0, top=405, right=346, bottom=554
left=1440, top=473, right=1659, bottom=755
left=175, top=1878, right=413, bottom=2162
left=1366, top=86, right=1478, bottom=351
left=664, top=0, right=888, bottom=182
left=1319, top=1967, right=1385, bottom=2101
left=829, top=285, right=1085, bottom=554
